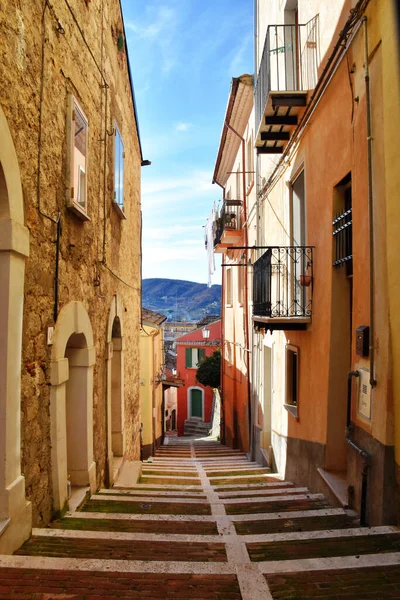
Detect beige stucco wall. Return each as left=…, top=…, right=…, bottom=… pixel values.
left=0, top=0, right=141, bottom=527
left=140, top=323, right=165, bottom=455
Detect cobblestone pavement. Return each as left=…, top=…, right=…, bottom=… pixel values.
left=1, top=438, right=400, bottom=599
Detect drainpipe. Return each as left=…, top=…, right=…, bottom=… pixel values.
left=362, top=16, right=377, bottom=389
left=214, top=181, right=226, bottom=445
left=225, top=122, right=252, bottom=455
left=347, top=370, right=370, bottom=526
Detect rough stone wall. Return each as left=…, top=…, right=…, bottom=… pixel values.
left=0, top=0, right=141, bottom=526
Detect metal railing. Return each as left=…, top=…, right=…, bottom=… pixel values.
left=255, top=16, right=319, bottom=134
left=214, top=200, right=242, bottom=246
left=253, top=246, right=314, bottom=318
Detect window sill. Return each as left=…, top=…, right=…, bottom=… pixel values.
left=67, top=201, right=91, bottom=222
left=112, top=201, right=127, bottom=220
left=283, top=403, right=298, bottom=419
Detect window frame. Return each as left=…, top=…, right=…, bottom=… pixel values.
left=66, top=95, right=90, bottom=221
left=284, top=344, right=299, bottom=419
left=113, top=121, right=126, bottom=220
left=185, top=347, right=205, bottom=369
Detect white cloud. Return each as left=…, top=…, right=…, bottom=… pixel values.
left=175, top=122, right=192, bottom=132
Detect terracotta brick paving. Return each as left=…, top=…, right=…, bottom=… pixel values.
left=235, top=513, right=359, bottom=535
left=6, top=439, right=400, bottom=600
left=0, top=568, right=241, bottom=599
left=80, top=499, right=211, bottom=516
left=266, top=565, right=400, bottom=599
left=49, top=517, right=219, bottom=535
left=16, top=537, right=227, bottom=562
left=225, top=497, right=329, bottom=515
left=248, top=532, right=400, bottom=561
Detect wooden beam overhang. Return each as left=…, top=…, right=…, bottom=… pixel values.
left=260, top=131, right=290, bottom=141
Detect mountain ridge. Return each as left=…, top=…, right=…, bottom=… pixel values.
left=142, top=278, right=221, bottom=322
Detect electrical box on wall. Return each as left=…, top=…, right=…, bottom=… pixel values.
left=358, top=368, right=372, bottom=420
left=356, top=325, right=369, bottom=357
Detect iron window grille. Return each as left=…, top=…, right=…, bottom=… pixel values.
left=332, top=207, right=353, bottom=274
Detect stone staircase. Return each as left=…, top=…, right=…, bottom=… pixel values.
left=0, top=438, right=399, bottom=599
left=183, top=418, right=211, bottom=436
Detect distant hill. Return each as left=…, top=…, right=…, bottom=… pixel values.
left=142, top=279, right=221, bottom=322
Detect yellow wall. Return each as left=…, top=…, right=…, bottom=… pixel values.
left=139, top=324, right=164, bottom=454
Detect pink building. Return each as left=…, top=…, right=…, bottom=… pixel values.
left=176, top=320, right=221, bottom=436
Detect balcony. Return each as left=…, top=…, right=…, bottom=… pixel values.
left=253, top=246, right=314, bottom=331
left=214, top=200, right=243, bottom=253
left=255, top=17, right=319, bottom=155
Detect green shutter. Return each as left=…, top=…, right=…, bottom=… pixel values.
left=185, top=347, right=192, bottom=368
left=198, top=348, right=205, bottom=363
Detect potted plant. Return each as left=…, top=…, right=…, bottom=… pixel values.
left=300, top=274, right=312, bottom=287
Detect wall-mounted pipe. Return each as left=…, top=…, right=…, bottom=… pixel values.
left=214, top=180, right=226, bottom=445
left=362, top=16, right=377, bottom=389
left=53, top=212, right=62, bottom=322
left=225, top=122, right=252, bottom=452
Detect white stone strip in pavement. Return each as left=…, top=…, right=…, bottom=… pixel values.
left=192, top=443, right=274, bottom=600
left=152, top=455, right=245, bottom=462
left=218, top=487, right=308, bottom=498
left=213, top=481, right=291, bottom=490
left=236, top=564, right=274, bottom=600
left=32, top=528, right=221, bottom=544
left=0, top=554, right=236, bottom=575
left=143, top=465, right=197, bottom=471
left=222, top=493, right=324, bottom=505
left=209, top=473, right=279, bottom=481
left=67, top=511, right=217, bottom=522
left=242, top=525, right=400, bottom=544
left=90, top=494, right=208, bottom=505
left=258, top=552, right=400, bottom=574
left=114, top=484, right=203, bottom=491
left=99, top=489, right=206, bottom=498
left=140, top=474, right=200, bottom=480
left=201, top=464, right=257, bottom=470
left=229, top=507, right=347, bottom=522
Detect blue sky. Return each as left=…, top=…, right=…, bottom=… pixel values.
left=121, top=0, right=253, bottom=284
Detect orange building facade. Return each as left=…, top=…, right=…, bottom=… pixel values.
left=176, top=321, right=221, bottom=437
left=208, top=76, right=255, bottom=452
left=251, top=0, right=398, bottom=525
left=208, top=0, right=400, bottom=526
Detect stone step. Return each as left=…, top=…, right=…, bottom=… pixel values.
left=79, top=497, right=211, bottom=516
left=0, top=564, right=241, bottom=599
left=247, top=527, right=400, bottom=562
left=16, top=535, right=228, bottom=562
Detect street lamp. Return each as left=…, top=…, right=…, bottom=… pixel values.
left=202, top=326, right=210, bottom=340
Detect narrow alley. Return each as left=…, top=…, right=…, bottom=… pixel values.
left=0, top=437, right=399, bottom=599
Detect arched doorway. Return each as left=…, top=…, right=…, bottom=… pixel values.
left=106, top=295, right=125, bottom=485
left=187, top=386, right=204, bottom=420
left=0, top=106, right=31, bottom=554
left=50, top=301, right=96, bottom=513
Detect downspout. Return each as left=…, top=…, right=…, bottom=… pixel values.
left=225, top=122, right=252, bottom=454
left=53, top=213, right=62, bottom=323
left=214, top=181, right=226, bottom=445
left=362, top=16, right=377, bottom=388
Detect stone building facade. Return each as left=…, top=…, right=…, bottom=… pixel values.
left=0, top=0, right=143, bottom=553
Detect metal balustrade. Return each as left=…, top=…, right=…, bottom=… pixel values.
left=255, top=17, right=319, bottom=134
left=253, top=246, right=314, bottom=319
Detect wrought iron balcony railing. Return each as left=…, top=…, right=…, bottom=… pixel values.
left=255, top=17, right=319, bottom=134
left=214, top=200, right=242, bottom=247
left=253, top=246, right=314, bottom=322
